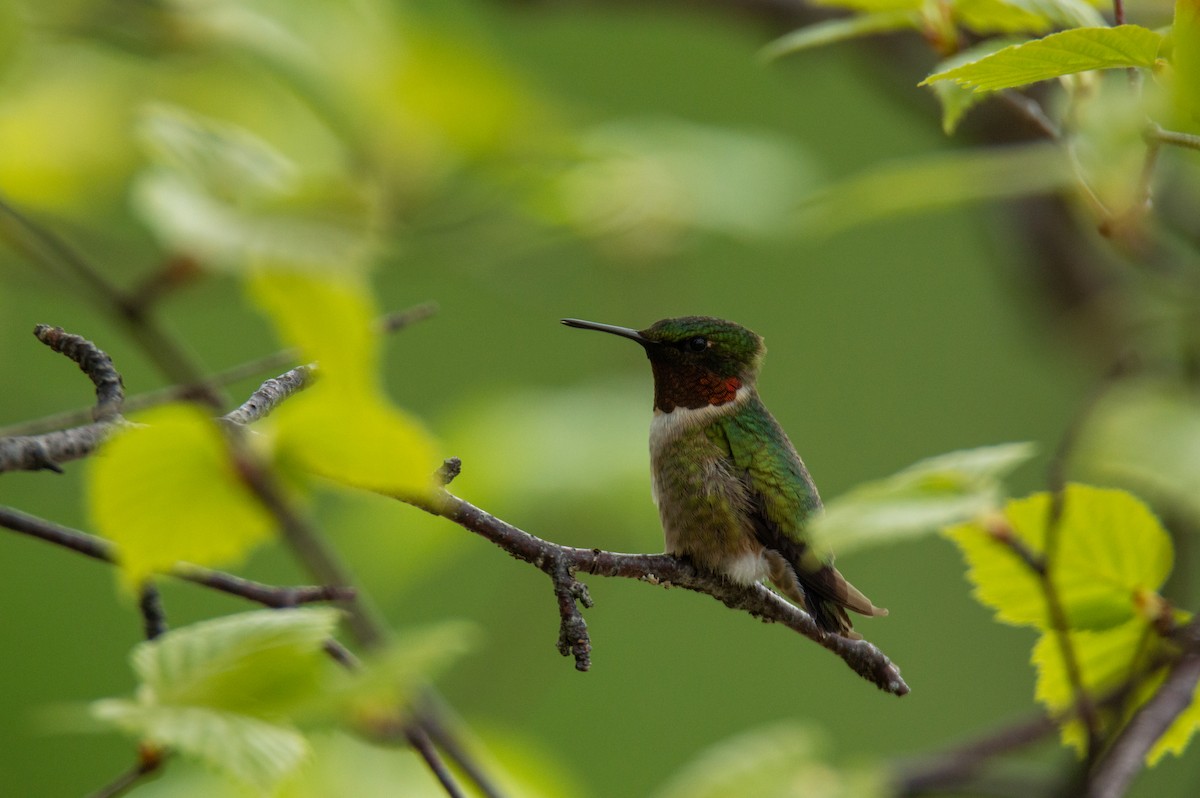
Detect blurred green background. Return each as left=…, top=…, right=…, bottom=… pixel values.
left=0, top=0, right=1195, bottom=795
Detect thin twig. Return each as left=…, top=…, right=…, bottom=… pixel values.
left=221, top=365, right=315, bottom=425
left=403, top=723, right=467, bottom=798
left=0, top=302, right=438, bottom=438
left=0, top=325, right=128, bottom=473
left=1146, top=125, right=1200, bottom=153
left=0, top=505, right=355, bottom=607
left=998, top=92, right=1060, bottom=140
left=405, top=486, right=909, bottom=695
left=86, top=746, right=167, bottom=798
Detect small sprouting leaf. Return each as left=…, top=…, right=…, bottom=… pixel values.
left=799, top=143, right=1072, bottom=236
left=248, top=268, right=440, bottom=497
left=944, top=485, right=1173, bottom=630
left=921, top=25, right=1165, bottom=93
left=88, top=405, right=276, bottom=590
left=93, top=609, right=339, bottom=789
left=93, top=701, right=309, bottom=789
left=759, top=11, right=919, bottom=61
left=133, top=608, right=340, bottom=715
left=813, top=443, right=1034, bottom=555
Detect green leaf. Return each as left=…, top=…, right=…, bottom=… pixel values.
left=652, top=722, right=885, bottom=798
left=944, top=485, right=1173, bottom=630
left=809, top=0, right=923, bottom=11
left=800, top=143, right=1071, bottom=237
left=1148, top=676, right=1200, bottom=764
left=812, top=443, right=1034, bottom=555
left=92, top=701, right=309, bottom=790
left=929, top=39, right=1026, bottom=133
left=921, top=25, right=1165, bottom=93
left=248, top=269, right=440, bottom=497
left=132, top=608, right=340, bottom=716
left=759, top=11, right=920, bottom=61
left=93, top=609, right=338, bottom=789
left=1172, top=0, right=1200, bottom=132
left=1031, top=619, right=1157, bottom=753
left=88, top=405, right=276, bottom=590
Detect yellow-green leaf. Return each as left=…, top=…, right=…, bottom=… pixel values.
left=927, top=38, right=1027, bottom=133
left=921, top=25, right=1166, bottom=93
left=944, top=485, right=1173, bottom=630
left=953, top=0, right=1104, bottom=36
left=88, top=405, right=276, bottom=590
left=1173, top=0, right=1200, bottom=131
left=248, top=268, right=439, bottom=497
left=1148, top=676, right=1200, bottom=764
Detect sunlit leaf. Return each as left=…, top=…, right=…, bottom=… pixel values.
left=93, top=701, right=309, bottom=789
left=800, top=143, right=1071, bottom=237
left=944, top=486, right=1173, bottom=630
left=88, top=405, right=276, bottom=590
left=921, top=25, right=1165, bottom=93
left=759, top=12, right=920, bottom=62
left=248, top=268, right=439, bottom=497
left=813, top=443, right=1034, bottom=555
left=1148, top=675, right=1200, bottom=764
left=928, top=40, right=1024, bottom=133
left=652, top=722, right=885, bottom=798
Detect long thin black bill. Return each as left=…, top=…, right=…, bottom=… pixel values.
left=560, top=318, right=654, bottom=346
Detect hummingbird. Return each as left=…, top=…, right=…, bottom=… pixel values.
left=562, top=315, right=886, bottom=638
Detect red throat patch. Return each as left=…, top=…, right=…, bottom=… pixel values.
left=704, top=375, right=742, bottom=405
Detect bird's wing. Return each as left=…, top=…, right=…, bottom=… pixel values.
left=712, top=399, right=884, bottom=623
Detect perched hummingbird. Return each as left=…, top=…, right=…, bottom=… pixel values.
left=562, top=315, right=886, bottom=638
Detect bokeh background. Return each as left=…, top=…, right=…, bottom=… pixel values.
left=0, top=0, right=1195, bottom=795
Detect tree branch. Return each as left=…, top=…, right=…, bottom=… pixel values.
left=221, top=365, right=315, bottom=425
left=407, top=474, right=909, bottom=695
left=86, top=746, right=167, bottom=798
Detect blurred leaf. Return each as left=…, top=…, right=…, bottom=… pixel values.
left=812, top=442, right=1034, bottom=555
left=1148, top=674, right=1200, bottom=764
left=132, top=608, right=339, bottom=715
left=928, top=39, right=1025, bottom=133
left=336, top=622, right=477, bottom=730
left=945, top=486, right=1173, bottom=630
left=759, top=12, right=920, bottom=62
left=808, top=0, right=923, bottom=10
left=132, top=105, right=375, bottom=271
left=540, top=119, right=816, bottom=257
left=953, top=0, right=1104, bottom=35
left=92, top=609, right=338, bottom=789
left=1076, top=379, right=1200, bottom=522
left=800, top=143, right=1071, bottom=236
left=93, top=701, right=309, bottom=790
left=921, top=26, right=1165, bottom=93
left=88, top=405, right=276, bottom=590
left=652, top=722, right=885, bottom=798
left=248, top=268, right=439, bottom=497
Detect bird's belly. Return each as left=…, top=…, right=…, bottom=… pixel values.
left=649, top=415, right=760, bottom=575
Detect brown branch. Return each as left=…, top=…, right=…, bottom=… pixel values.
left=407, top=475, right=909, bottom=695
left=138, top=584, right=168, bottom=640
left=0, top=505, right=355, bottom=607
left=1085, top=620, right=1200, bottom=798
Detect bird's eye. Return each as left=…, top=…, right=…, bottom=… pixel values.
left=685, top=336, right=708, bottom=353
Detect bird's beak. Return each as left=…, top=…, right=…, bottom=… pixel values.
left=561, top=318, right=655, bottom=347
